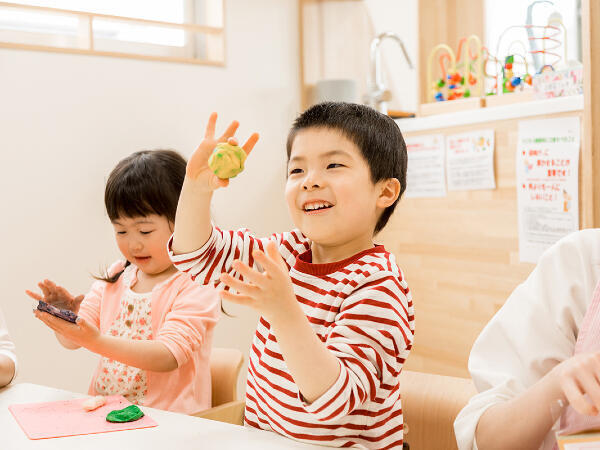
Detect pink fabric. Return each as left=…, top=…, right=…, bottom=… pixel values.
left=77, top=261, right=220, bottom=415
left=559, top=278, right=600, bottom=435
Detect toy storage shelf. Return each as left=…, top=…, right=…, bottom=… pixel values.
left=398, top=95, right=584, bottom=132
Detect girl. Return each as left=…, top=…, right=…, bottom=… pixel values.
left=27, top=150, right=220, bottom=414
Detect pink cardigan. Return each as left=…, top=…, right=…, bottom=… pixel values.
left=78, top=261, right=220, bottom=414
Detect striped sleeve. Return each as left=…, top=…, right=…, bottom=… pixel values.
left=299, top=273, right=413, bottom=421
left=169, top=226, right=310, bottom=287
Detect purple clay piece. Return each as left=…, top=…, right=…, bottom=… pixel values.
left=37, top=300, right=78, bottom=324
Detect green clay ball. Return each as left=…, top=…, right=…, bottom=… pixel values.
left=208, top=143, right=247, bottom=179
left=106, top=404, right=144, bottom=423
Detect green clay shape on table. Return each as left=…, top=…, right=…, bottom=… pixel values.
left=208, top=143, right=247, bottom=179
left=105, top=404, right=145, bottom=423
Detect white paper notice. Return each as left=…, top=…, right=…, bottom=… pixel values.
left=517, top=117, right=580, bottom=263
left=446, top=130, right=496, bottom=191
left=404, top=134, right=446, bottom=198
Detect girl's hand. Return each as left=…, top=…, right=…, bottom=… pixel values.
left=187, top=112, right=259, bottom=190
left=33, top=309, right=99, bottom=348
left=26, top=280, right=84, bottom=314
left=219, top=241, right=297, bottom=323
left=551, top=352, right=600, bottom=416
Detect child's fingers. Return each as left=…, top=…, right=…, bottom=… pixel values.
left=34, top=310, right=63, bottom=333
left=219, top=273, right=260, bottom=297
left=218, top=120, right=240, bottom=141
left=577, top=371, right=600, bottom=413
left=25, top=290, right=43, bottom=301
left=219, top=290, right=255, bottom=307
left=265, top=241, right=287, bottom=270
left=204, top=112, right=218, bottom=138
left=227, top=137, right=239, bottom=146
left=242, top=133, right=260, bottom=156
left=74, top=294, right=85, bottom=305
left=211, top=175, right=230, bottom=189
left=232, top=260, right=264, bottom=285
left=56, top=285, right=72, bottom=298
left=252, top=248, right=281, bottom=276
left=563, top=377, right=597, bottom=415
left=38, top=282, right=51, bottom=298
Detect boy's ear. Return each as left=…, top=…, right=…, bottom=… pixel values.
left=376, top=178, right=401, bottom=209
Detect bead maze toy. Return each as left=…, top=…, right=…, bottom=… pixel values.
left=483, top=8, right=572, bottom=100
left=426, top=35, right=484, bottom=103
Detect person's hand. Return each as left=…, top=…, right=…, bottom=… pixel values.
left=187, top=112, right=259, bottom=190
left=219, top=241, right=297, bottom=323
left=26, top=279, right=84, bottom=314
left=551, top=352, right=600, bottom=416
left=33, top=309, right=99, bottom=348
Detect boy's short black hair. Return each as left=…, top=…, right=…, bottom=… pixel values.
left=286, top=102, right=407, bottom=234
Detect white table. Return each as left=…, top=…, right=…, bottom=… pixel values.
left=1, top=383, right=323, bottom=450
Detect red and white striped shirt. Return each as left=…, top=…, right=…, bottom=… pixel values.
left=169, top=227, right=414, bottom=449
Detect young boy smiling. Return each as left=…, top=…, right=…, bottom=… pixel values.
left=170, top=102, right=414, bottom=449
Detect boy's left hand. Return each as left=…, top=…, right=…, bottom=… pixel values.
left=219, top=241, right=298, bottom=322
left=34, top=309, right=99, bottom=348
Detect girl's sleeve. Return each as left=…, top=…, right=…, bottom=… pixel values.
left=77, top=280, right=106, bottom=329
left=454, top=230, right=600, bottom=450
left=169, top=226, right=310, bottom=287
left=78, top=261, right=124, bottom=329
left=155, top=282, right=220, bottom=368
left=298, top=271, right=415, bottom=421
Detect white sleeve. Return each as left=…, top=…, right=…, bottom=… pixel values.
left=0, top=307, right=17, bottom=379
left=454, top=229, right=600, bottom=450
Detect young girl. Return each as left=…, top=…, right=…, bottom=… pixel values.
left=27, top=150, right=220, bottom=414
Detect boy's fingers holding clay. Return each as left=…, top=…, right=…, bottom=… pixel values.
left=204, top=112, right=218, bottom=138
left=218, top=120, right=240, bottom=141
left=242, top=133, right=260, bottom=156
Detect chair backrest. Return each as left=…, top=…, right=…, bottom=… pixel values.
left=400, top=370, right=476, bottom=450
left=210, top=347, right=244, bottom=407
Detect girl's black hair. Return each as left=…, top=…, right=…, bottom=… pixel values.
left=286, top=102, right=408, bottom=234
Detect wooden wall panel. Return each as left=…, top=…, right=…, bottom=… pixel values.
left=581, top=0, right=600, bottom=228
left=378, top=110, right=584, bottom=377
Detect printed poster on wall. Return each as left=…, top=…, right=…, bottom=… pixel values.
left=517, top=117, right=580, bottom=263
left=404, top=134, right=446, bottom=198
left=446, top=130, right=496, bottom=191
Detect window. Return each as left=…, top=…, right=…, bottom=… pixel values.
left=484, top=0, right=581, bottom=73
left=0, top=0, right=225, bottom=65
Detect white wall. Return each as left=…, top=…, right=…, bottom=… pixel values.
left=0, top=0, right=298, bottom=394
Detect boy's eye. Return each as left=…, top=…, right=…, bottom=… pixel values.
left=140, top=231, right=154, bottom=235
left=289, top=168, right=303, bottom=175
left=116, top=231, right=126, bottom=235
left=327, top=163, right=343, bottom=169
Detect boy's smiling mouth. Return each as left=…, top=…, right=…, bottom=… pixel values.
left=302, top=200, right=334, bottom=215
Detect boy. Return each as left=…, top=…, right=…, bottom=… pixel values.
left=170, top=102, right=414, bottom=449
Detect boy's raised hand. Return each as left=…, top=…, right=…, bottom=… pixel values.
left=187, top=112, right=259, bottom=190
left=26, top=279, right=84, bottom=314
